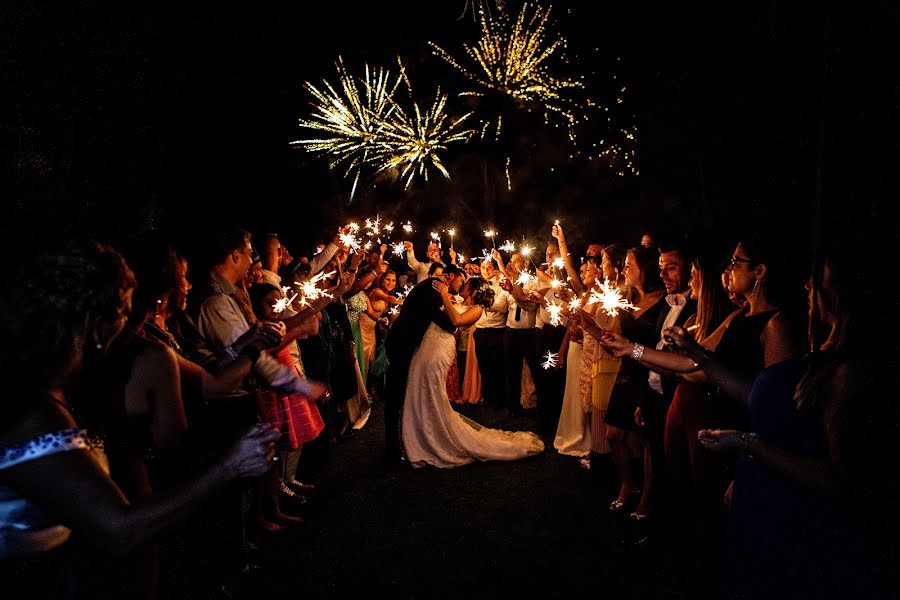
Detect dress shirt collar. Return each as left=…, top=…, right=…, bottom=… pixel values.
left=665, top=288, right=692, bottom=308
left=209, top=269, right=238, bottom=296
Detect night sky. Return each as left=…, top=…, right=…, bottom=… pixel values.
left=2, top=2, right=894, bottom=257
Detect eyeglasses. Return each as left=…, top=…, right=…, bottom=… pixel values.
left=728, top=256, right=753, bottom=268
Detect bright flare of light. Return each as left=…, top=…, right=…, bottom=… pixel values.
left=403, top=221, right=414, bottom=233
left=272, top=293, right=298, bottom=314
left=339, top=232, right=362, bottom=253
left=293, top=270, right=336, bottom=308
left=430, top=232, right=440, bottom=242
left=388, top=306, right=400, bottom=316
left=549, top=277, right=562, bottom=289
left=567, top=296, right=582, bottom=311
left=586, top=278, right=636, bottom=317
left=391, top=242, right=406, bottom=257
left=376, top=85, right=474, bottom=189
left=499, top=240, right=516, bottom=253
left=516, top=271, right=535, bottom=286
left=457, top=254, right=465, bottom=264
left=480, top=248, right=494, bottom=263
left=520, top=245, right=534, bottom=257
left=541, top=350, right=558, bottom=370
left=384, top=221, right=395, bottom=233
left=431, top=3, right=585, bottom=141
left=546, top=302, right=564, bottom=326
left=552, top=257, right=565, bottom=270
left=291, top=58, right=401, bottom=200
left=483, top=229, right=497, bottom=238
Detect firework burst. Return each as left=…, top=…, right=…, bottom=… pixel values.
left=431, top=2, right=584, bottom=140
left=291, top=57, right=401, bottom=200
left=376, top=87, right=475, bottom=189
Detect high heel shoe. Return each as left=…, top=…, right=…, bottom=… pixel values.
left=609, top=489, right=641, bottom=512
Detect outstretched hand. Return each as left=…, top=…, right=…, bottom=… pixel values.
left=598, top=330, right=634, bottom=358
left=224, top=424, right=280, bottom=478
left=697, top=429, right=744, bottom=452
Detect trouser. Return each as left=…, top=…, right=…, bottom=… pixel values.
left=473, top=327, right=506, bottom=408
left=457, top=350, right=467, bottom=394
left=383, top=355, right=412, bottom=459
left=503, top=327, right=539, bottom=414
left=535, top=324, right=567, bottom=435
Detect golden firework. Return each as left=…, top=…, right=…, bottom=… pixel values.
left=290, top=57, right=401, bottom=199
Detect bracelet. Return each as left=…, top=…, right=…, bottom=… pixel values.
left=630, top=343, right=645, bottom=361
left=240, top=345, right=262, bottom=363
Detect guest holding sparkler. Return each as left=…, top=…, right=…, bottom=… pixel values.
left=680, top=242, right=892, bottom=599
left=404, top=241, right=445, bottom=283
left=580, top=246, right=666, bottom=519
left=472, top=256, right=508, bottom=410
left=0, top=241, right=280, bottom=597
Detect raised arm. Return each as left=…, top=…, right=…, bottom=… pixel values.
left=551, top=223, right=585, bottom=295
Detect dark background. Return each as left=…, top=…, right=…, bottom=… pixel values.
left=1, top=1, right=895, bottom=258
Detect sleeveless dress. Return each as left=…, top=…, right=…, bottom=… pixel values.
left=257, top=343, right=325, bottom=448
left=401, top=324, right=545, bottom=468
left=346, top=292, right=369, bottom=386
left=604, top=299, right=665, bottom=430
left=722, top=359, right=883, bottom=599
left=460, top=326, right=482, bottom=404
left=0, top=428, right=107, bottom=557
left=553, top=326, right=591, bottom=457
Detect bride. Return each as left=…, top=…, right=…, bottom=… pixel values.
left=401, top=276, right=544, bottom=468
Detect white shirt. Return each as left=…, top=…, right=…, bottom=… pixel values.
left=196, top=271, right=314, bottom=398
left=536, top=286, right=568, bottom=329
left=475, top=277, right=509, bottom=329
left=506, top=294, right=538, bottom=329
left=406, top=248, right=443, bottom=283
left=648, top=288, right=692, bottom=394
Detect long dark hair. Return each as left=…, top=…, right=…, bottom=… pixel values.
left=462, top=277, right=495, bottom=308
left=691, top=251, right=732, bottom=341
left=626, top=246, right=665, bottom=300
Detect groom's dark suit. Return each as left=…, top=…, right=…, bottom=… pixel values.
left=383, top=277, right=455, bottom=460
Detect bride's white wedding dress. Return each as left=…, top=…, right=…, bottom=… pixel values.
left=402, top=322, right=544, bottom=468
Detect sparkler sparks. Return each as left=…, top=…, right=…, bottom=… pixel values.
left=402, top=221, right=414, bottom=234
left=541, top=351, right=559, bottom=370
left=545, top=302, right=564, bottom=326
left=339, top=232, right=362, bottom=253
left=520, top=245, right=535, bottom=257
left=499, top=240, right=517, bottom=253
left=552, top=257, right=565, bottom=270
left=586, top=278, right=636, bottom=317
left=483, top=229, right=497, bottom=239
left=272, top=293, right=299, bottom=314
left=391, top=242, right=406, bottom=257
left=567, top=296, right=582, bottom=311
left=516, top=271, right=535, bottom=286
left=294, top=270, right=336, bottom=308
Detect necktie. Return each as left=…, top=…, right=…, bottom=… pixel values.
left=515, top=304, right=521, bottom=322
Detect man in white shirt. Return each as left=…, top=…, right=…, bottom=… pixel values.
left=404, top=241, right=447, bottom=283
left=472, top=258, right=508, bottom=409
left=502, top=273, right=541, bottom=416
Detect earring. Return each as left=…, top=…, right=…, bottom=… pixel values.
left=154, top=299, right=163, bottom=317
left=95, top=343, right=103, bottom=350
left=752, top=277, right=761, bottom=297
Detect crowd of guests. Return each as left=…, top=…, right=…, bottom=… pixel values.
left=0, top=216, right=897, bottom=598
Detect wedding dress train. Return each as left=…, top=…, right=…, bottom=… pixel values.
left=402, top=323, right=544, bottom=468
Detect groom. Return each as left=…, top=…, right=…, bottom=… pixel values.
left=383, top=264, right=467, bottom=461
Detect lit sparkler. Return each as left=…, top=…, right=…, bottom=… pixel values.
left=586, top=278, right=636, bottom=317
left=446, top=228, right=456, bottom=248
left=567, top=296, right=582, bottom=311
left=499, top=240, right=516, bottom=253
left=549, top=276, right=563, bottom=289
left=516, top=271, right=535, bottom=286
left=294, top=270, right=337, bottom=308
left=391, top=242, right=406, bottom=257
left=403, top=221, right=414, bottom=234
left=272, top=293, right=299, bottom=314
left=541, top=350, right=559, bottom=370
left=552, top=257, right=565, bottom=270
left=339, top=232, right=362, bottom=253
left=520, top=245, right=535, bottom=258
left=545, top=302, right=564, bottom=326
left=480, top=248, right=494, bottom=263
left=384, top=221, right=395, bottom=233
left=457, top=253, right=465, bottom=264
